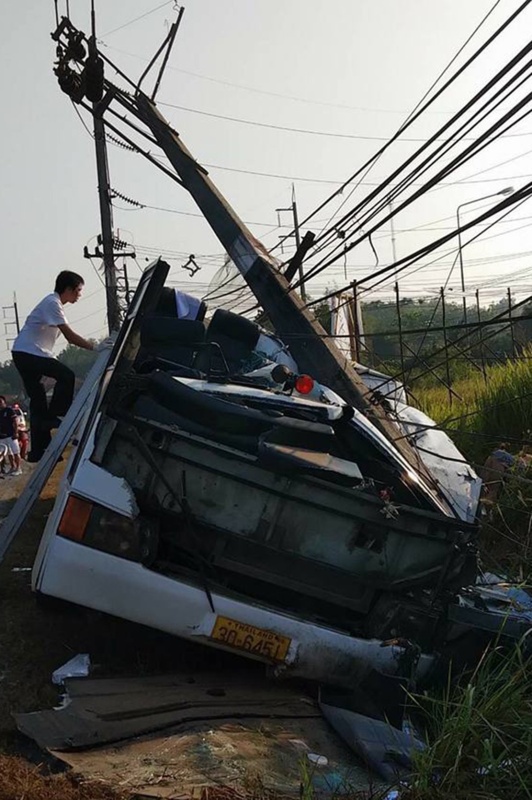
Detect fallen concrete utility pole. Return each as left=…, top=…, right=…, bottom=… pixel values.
left=117, top=92, right=442, bottom=500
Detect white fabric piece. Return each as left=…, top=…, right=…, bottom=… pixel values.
left=12, top=293, right=68, bottom=358
left=174, top=290, right=202, bottom=321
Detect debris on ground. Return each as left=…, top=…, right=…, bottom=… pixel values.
left=320, top=702, right=423, bottom=784
left=52, top=654, right=91, bottom=686
left=15, top=672, right=382, bottom=797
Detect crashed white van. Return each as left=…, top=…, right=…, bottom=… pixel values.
left=27, top=260, right=501, bottom=687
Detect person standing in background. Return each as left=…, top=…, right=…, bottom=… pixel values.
left=0, top=395, right=22, bottom=475
left=11, top=271, right=95, bottom=462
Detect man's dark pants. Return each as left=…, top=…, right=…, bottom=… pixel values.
left=12, top=352, right=75, bottom=458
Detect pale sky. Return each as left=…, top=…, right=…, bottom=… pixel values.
left=1, top=0, right=532, bottom=358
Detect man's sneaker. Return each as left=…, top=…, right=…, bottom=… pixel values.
left=9, top=468, right=23, bottom=476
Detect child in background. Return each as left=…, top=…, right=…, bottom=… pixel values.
left=12, top=403, right=29, bottom=461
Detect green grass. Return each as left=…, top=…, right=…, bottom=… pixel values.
left=293, top=646, right=532, bottom=800
left=417, top=351, right=532, bottom=464
left=403, top=644, right=532, bottom=800
left=415, top=352, right=532, bottom=578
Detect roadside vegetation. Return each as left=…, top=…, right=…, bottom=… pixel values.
left=402, top=644, right=532, bottom=800
left=393, top=355, right=532, bottom=800
left=418, top=349, right=532, bottom=460
left=416, top=349, right=532, bottom=579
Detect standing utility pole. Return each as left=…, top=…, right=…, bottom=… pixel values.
left=456, top=187, right=513, bottom=326
left=440, top=287, right=453, bottom=408
left=394, top=282, right=405, bottom=381
left=475, top=288, right=487, bottom=383
left=389, top=201, right=398, bottom=279
left=276, top=185, right=306, bottom=300
left=508, top=287, right=517, bottom=359
left=351, top=282, right=367, bottom=367
left=3, top=294, right=20, bottom=351
left=13, top=294, right=20, bottom=335
left=291, top=184, right=305, bottom=301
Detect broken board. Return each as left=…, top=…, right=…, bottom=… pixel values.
left=16, top=672, right=320, bottom=749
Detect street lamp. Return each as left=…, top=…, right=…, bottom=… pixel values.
left=456, top=186, right=514, bottom=323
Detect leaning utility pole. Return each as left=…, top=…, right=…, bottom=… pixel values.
left=90, top=2, right=120, bottom=333
left=93, top=113, right=120, bottom=332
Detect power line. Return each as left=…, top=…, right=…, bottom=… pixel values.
left=400, top=0, right=504, bottom=126
left=100, top=44, right=457, bottom=116
left=157, top=98, right=532, bottom=143
left=102, top=1, right=175, bottom=37
left=304, top=192, right=532, bottom=315
left=311, top=59, right=532, bottom=262
left=299, top=77, right=532, bottom=288
left=101, top=1, right=502, bottom=116
left=205, top=162, right=532, bottom=190
left=82, top=90, right=532, bottom=197
left=272, top=0, right=532, bottom=256
left=381, top=292, right=532, bottom=400
left=103, top=110, right=532, bottom=190
left=320, top=220, right=532, bottom=291
left=72, top=305, right=108, bottom=324
left=357, top=193, right=532, bottom=299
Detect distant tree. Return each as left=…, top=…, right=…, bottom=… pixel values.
left=58, top=342, right=98, bottom=378
left=0, top=339, right=100, bottom=399
left=313, top=300, right=332, bottom=331
left=0, top=360, right=23, bottom=396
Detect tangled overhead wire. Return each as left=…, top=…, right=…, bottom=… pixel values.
left=283, top=1, right=532, bottom=301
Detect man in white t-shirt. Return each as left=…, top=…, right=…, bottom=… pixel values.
left=12, top=271, right=95, bottom=462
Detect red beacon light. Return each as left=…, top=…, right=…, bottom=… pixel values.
left=294, top=374, right=314, bottom=395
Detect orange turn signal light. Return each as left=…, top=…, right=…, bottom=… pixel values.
left=58, top=495, right=93, bottom=542
left=295, top=374, right=314, bottom=395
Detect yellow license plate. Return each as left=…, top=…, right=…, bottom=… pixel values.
left=210, top=615, right=291, bottom=662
